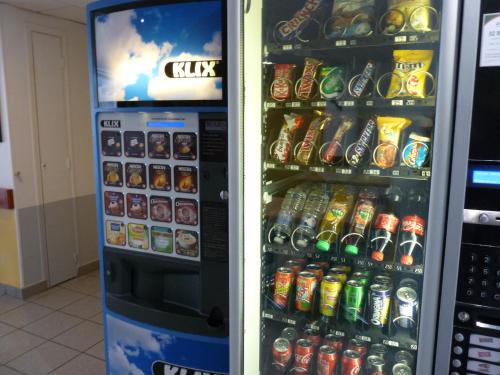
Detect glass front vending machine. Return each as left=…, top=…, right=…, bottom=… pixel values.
left=243, top=1, right=460, bottom=374
left=87, top=1, right=241, bottom=374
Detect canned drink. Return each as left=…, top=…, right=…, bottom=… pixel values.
left=341, top=350, right=362, bottom=375
left=323, top=333, right=344, bottom=353
left=394, top=350, right=415, bottom=367
left=399, top=278, right=419, bottom=291
left=394, top=287, right=418, bottom=329
left=303, top=329, right=321, bottom=349
left=313, top=261, right=331, bottom=272
left=285, top=260, right=303, bottom=275
left=366, top=355, right=385, bottom=374
left=327, top=268, right=347, bottom=284
left=369, top=343, right=388, bottom=360
left=281, top=327, right=299, bottom=344
left=374, top=275, right=392, bottom=286
left=274, top=267, right=295, bottom=309
left=354, top=268, right=372, bottom=277
left=335, top=264, right=352, bottom=273
left=369, top=284, right=392, bottom=328
left=348, top=338, right=368, bottom=358
left=317, top=345, right=337, bottom=375
left=320, top=275, right=343, bottom=317
left=392, top=363, right=412, bottom=375
left=294, top=339, right=314, bottom=371
left=296, top=272, right=318, bottom=313
left=272, top=337, right=292, bottom=368
left=306, top=264, right=324, bottom=281
left=351, top=272, right=370, bottom=287
left=343, top=280, right=366, bottom=322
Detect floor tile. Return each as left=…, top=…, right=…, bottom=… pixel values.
left=0, top=366, right=23, bottom=374
left=7, top=341, right=78, bottom=375
left=88, top=313, right=103, bottom=325
left=0, top=330, right=45, bottom=364
left=28, top=287, right=85, bottom=310
left=85, top=341, right=105, bottom=360
left=0, top=303, right=53, bottom=328
left=0, top=296, right=25, bottom=315
left=60, top=296, right=101, bottom=320
left=60, top=276, right=100, bottom=296
left=50, top=354, right=105, bottom=375
left=23, top=312, right=82, bottom=340
left=0, top=323, right=15, bottom=338
left=52, top=321, right=103, bottom=352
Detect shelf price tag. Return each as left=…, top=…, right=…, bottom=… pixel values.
left=262, top=312, right=273, bottom=319
left=415, top=266, right=424, bottom=275
left=343, top=101, right=355, bottom=107
left=356, top=335, right=371, bottom=342
left=366, top=100, right=374, bottom=106
left=406, top=99, right=416, bottom=106
left=410, top=344, right=418, bottom=351
left=266, top=102, right=276, bottom=109
left=286, top=164, right=300, bottom=171
left=383, top=339, right=400, bottom=348
left=392, top=170, right=400, bottom=176
left=312, top=101, right=327, bottom=107
left=409, top=35, right=419, bottom=42
left=282, top=44, right=293, bottom=51
left=310, top=166, right=325, bottom=173
left=333, top=330, right=345, bottom=337
left=421, top=170, right=431, bottom=177
left=384, top=263, right=394, bottom=271
left=391, top=100, right=404, bottom=106
left=266, top=163, right=276, bottom=170
left=291, top=102, right=301, bottom=108
left=395, top=35, right=407, bottom=43
left=335, top=40, right=347, bottom=47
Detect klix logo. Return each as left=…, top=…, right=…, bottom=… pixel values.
left=101, top=120, right=121, bottom=128
left=164, top=60, right=223, bottom=79
left=152, top=361, right=226, bottom=375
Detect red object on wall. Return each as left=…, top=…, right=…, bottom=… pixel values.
left=0, top=189, right=14, bottom=209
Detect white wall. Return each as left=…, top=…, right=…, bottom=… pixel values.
left=0, top=4, right=97, bottom=288
left=0, top=24, right=13, bottom=189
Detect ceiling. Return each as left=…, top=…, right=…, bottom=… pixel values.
left=0, top=0, right=92, bottom=24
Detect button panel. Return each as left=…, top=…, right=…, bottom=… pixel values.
left=457, top=244, right=500, bottom=308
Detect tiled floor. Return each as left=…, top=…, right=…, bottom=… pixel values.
left=0, top=271, right=106, bottom=375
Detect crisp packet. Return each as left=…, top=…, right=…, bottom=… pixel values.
left=374, top=116, right=412, bottom=168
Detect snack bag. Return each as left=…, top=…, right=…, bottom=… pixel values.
left=387, top=50, right=433, bottom=99
left=374, top=116, right=412, bottom=168
left=327, top=0, right=376, bottom=38
left=389, top=0, right=433, bottom=32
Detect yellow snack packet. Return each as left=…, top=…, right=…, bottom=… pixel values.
left=386, top=50, right=433, bottom=99
left=389, top=0, right=433, bottom=32
left=374, top=116, right=412, bottom=169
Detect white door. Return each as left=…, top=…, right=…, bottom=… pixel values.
left=32, top=31, right=78, bottom=286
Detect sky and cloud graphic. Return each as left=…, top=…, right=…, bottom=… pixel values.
left=95, top=1, right=222, bottom=103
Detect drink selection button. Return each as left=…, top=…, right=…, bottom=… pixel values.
left=454, top=333, right=465, bottom=342
left=453, top=346, right=463, bottom=355
left=452, top=359, right=461, bottom=368
left=457, top=311, right=471, bottom=323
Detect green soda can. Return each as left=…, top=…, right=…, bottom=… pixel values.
left=351, top=272, right=370, bottom=287
left=319, top=66, right=346, bottom=100
left=343, top=280, right=366, bottom=322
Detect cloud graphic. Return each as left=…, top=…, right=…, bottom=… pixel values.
left=203, top=31, right=222, bottom=56
left=109, top=344, right=145, bottom=375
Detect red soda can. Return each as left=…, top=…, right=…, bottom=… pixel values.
left=303, top=329, right=321, bottom=349
left=317, top=345, right=337, bottom=375
left=342, top=350, right=362, bottom=375
left=305, top=264, right=324, bottom=281
left=294, top=339, right=314, bottom=371
left=273, top=337, right=292, bottom=368
left=323, top=333, right=344, bottom=353
left=348, top=339, right=368, bottom=359
left=274, top=267, right=294, bottom=309
left=285, top=260, right=303, bottom=276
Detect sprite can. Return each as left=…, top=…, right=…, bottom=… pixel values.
left=343, top=280, right=366, bottom=322
left=320, top=275, right=343, bottom=317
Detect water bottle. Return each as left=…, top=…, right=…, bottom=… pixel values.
left=272, top=187, right=308, bottom=244
left=292, top=184, right=331, bottom=250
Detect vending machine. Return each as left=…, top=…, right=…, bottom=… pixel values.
left=87, top=0, right=241, bottom=374
left=436, top=1, right=500, bottom=374
left=243, top=1, right=460, bottom=374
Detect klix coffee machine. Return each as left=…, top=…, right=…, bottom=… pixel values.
left=436, top=1, right=500, bottom=374
left=86, top=1, right=240, bottom=374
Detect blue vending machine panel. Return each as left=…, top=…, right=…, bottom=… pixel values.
left=87, top=1, right=229, bottom=374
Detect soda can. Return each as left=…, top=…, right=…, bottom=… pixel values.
left=323, top=333, right=344, bottom=353
left=335, top=264, right=352, bottom=273
left=369, top=284, right=392, bottom=328
left=369, top=343, right=388, bottom=360
left=366, top=355, right=385, bottom=374
left=317, top=345, right=337, bottom=375
left=274, top=267, right=295, bottom=309
left=355, top=268, right=372, bottom=277
left=327, top=268, right=347, bottom=284
left=294, top=339, right=314, bottom=371
left=285, top=260, right=303, bottom=276
left=273, top=337, right=292, bottom=368
left=351, top=272, right=370, bottom=287
left=348, top=338, right=368, bottom=358
left=394, top=350, right=415, bottom=367
left=306, top=264, right=324, bottom=281
left=343, top=280, right=366, bottom=322
left=303, top=329, right=321, bottom=349
left=313, top=261, right=331, bottom=272
left=394, top=287, right=418, bottom=329
left=392, top=363, right=412, bottom=375
left=374, top=275, right=392, bottom=287
left=320, top=275, right=343, bottom=317
left=295, top=272, right=318, bottom=313
left=281, top=327, right=299, bottom=344
left=399, top=278, right=419, bottom=291
left=341, top=350, right=362, bottom=375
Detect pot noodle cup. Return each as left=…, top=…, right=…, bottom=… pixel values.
left=378, top=8, right=406, bottom=35
left=409, top=6, right=439, bottom=33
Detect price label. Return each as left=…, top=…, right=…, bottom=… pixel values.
left=343, top=101, right=355, bottom=107
left=312, top=101, right=327, bottom=107
left=366, top=100, right=374, bottom=106
left=310, top=167, right=325, bottom=173
left=333, top=330, right=345, bottom=337
left=287, top=164, right=300, bottom=171
left=415, top=267, right=424, bottom=274
left=282, top=44, right=293, bottom=51
left=349, top=40, right=357, bottom=46
left=291, top=102, right=301, bottom=108
left=287, top=319, right=297, bottom=325
left=262, top=312, right=273, bottom=319
left=266, top=102, right=276, bottom=108
left=406, top=99, right=416, bottom=106
left=384, top=264, right=394, bottom=271
left=356, top=335, right=372, bottom=342
left=384, top=340, right=400, bottom=348
left=336, top=40, right=347, bottom=47
left=392, top=170, right=400, bottom=176
left=395, top=264, right=403, bottom=272
left=266, top=163, right=276, bottom=169
left=409, top=35, right=419, bottom=42
left=421, top=170, right=431, bottom=177
left=391, top=100, right=404, bottom=106
left=338, top=257, right=347, bottom=263
left=410, top=344, right=418, bottom=350
left=395, top=35, right=407, bottom=43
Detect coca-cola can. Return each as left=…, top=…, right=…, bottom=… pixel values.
left=294, top=339, right=314, bottom=371
left=281, top=327, right=299, bottom=344
left=341, top=350, right=362, bottom=375
left=273, top=337, right=292, bottom=368
left=323, top=333, right=344, bottom=353
left=348, top=338, right=368, bottom=358
left=317, top=345, right=337, bottom=375
left=303, top=329, right=321, bottom=349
